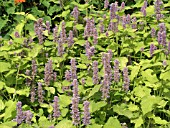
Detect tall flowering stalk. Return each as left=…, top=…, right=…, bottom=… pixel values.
left=53, top=96, right=60, bottom=119
left=30, top=84, right=36, bottom=103
left=53, top=25, right=58, bottom=43
left=131, top=17, right=137, bottom=29
left=104, top=0, right=109, bottom=9
left=65, top=70, right=71, bottom=81
left=46, top=21, right=50, bottom=34
left=34, top=18, right=44, bottom=45
left=16, top=101, right=23, bottom=125
left=123, top=67, right=130, bottom=92
left=23, top=110, right=33, bottom=124
left=31, top=60, right=37, bottom=81
left=83, top=101, right=90, bottom=125
left=71, top=6, right=79, bottom=21
left=68, top=30, right=74, bottom=47
left=70, top=58, right=77, bottom=80
left=60, top=21, right=67, bottom=44
left=101, top=73, right=110, bottom=99
left=38, top=82, right=44, bottom=103
left=92, top=61, right=99, bottom=85
left=44, top=60, right=53, bottom=86
left=58, top=38, right=64, bottom=56
left=93, top=28, right=98, bottom=45
left=150, top=44, right=157, bottom=57
left=114, top=59, right=120, bottom=83
left=151, top=28, right=156, bottom=38
left=25, top=70, right=31, bottom=86
left=71, top=79, right=80, bottom=125
left=140, top=1, right=147, bottom=17
left=99, top=20, right=105, bottom=33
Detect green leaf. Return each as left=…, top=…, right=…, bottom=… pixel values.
left=26, top=14, right=37, bottom=21
left=141, top=69, right=159, bottom=84
left=153, top=116, right=168, bottom=125
left=90, top=101, right=107, bottom=113
left=117, top=57, right=128, bottom=70
left=62, top=10, right=70, bottom=17
left=5, top=86, right=15, bottom=94
left=0, top=62, right=11, bottom=72
left=0, top=18, right=7, bottom=30
left=4, top=100, right=16, bottom=121
left=87, top=124, right=102, bottom=128
left=104, top=117, right=122, bottom=128
left=131, top=116, right=143, bottom=128
left=130, top=65, right=140, bottom=81
left=16, top=88, right=30, bottom=96
left=0, top=99, right=5, bottom=111
left=56, top=119, right=74, bottom=128
left=75, top=24, right=84, bottom=30
left=0, top=121, right=17, bottom=128
left=28, top=44, right=43, bottom=58
left=133, top=86, right=151, bottom=98
left=75, top=40, right=85, bottom=46
left=6, top=7, right=15, bottom=14
left=160, top=70, right=170, bottom=80
left=77, top=64, right=87, bottom=69
left=85, top=77, right=93, bottom=87
left=141, top=95, right=162, bottom=115
left=0, top=81, right=5, bottom=90
left=88, top=84, right=101, bottom=98
left=59, top=95, right=71, bottom=107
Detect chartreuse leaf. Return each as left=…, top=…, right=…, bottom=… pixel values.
left=0, top=121, right=17, bottom=128
left=104, top=117, right=122, bottom=128
left=133, top=86, right=151, bottom=98
left=86, top=124, right=102, bottom=128
left=38, top=116, right=53, bottom=127
left=140, top=95, right=162, bottom=115
left=26, top=14, right=37, bottom=21
left=0, top=62, right=11, bottom=73
left=28, top=44, right=43, bottom=58
left=131, top=116, right=143, bottom=128
left=4, top=100, right=16, bottom=121
left=0, top=99, right=5, bottom=111
left=56, top=119, right=75, bottom=128
left=0, top=81, right=5, bottom=90
left=130, top=65, right=140, bottom=81
left=141, top=69, right=159, bottom=84
left=59, top=95, right=71, bottom=107
left=88, top=84, right=101, bottom=98
left=90, top=101, right=107, bottom=113
left=160, top=70, right=170, bottom=80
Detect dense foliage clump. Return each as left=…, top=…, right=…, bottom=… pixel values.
left=0, top=0, right=170, bottom=128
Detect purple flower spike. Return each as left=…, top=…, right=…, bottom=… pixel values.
left=151, top=28, right=156, bottom=38
left=68, top=30, right=74, bottom=47
left=123, top=67, right=130, bottom=92
left=120, top=2, right=125, bottom=10
left=53, top=96, right=60, bottom=118
left=83, top=101, right=90, bottom=125
left=53, top=25, right=58, bottom=43
left=16, top=101, right=23, bottom=124
left=71, top=79, right=80, bottom=125
left=71, top=6, right=79, bottom=21
left=32, top=60, right=37, bottom=80
left=114, top=59, right=120, bottom=83
left=38, top=82, right=44, bottom=104
left=104, top=0, right=109, bottom=9
left=70, top=58, right=77, bottom=80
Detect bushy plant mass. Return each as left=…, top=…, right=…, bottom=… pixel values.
left=0, top=0, right=170, bottom=127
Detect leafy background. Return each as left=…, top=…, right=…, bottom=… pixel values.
left=0, top=0, right=170, bottom=128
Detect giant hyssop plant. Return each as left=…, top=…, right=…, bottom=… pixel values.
left=0, top=0, right=170, bottom=128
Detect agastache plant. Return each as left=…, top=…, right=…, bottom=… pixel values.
left=58, top=38, right=64, bottom=56
left=114, top=59, right=120, bottom=83
left=44, top=60, right=53, bottom=86
left=151, top=28, right=156, bottom=38
left=71, top=6, right=79, bottom=21
left=46, top=21, right=50, bottom=34
left=101, top=73, right=110, bottom=99
left=31, top=60, right=37, bottom=81
left=104, top=0, right=109, bottom=9
left=53, top=25, right=58, bottom=43
left=70, top=58, right=77, bottom=80
left=16, top=101, right=23, bottom=124
left=60, top=21, right=67, bottom=44
left=123, top=67, right=130, bottom=92
left=71, top=79, right=80, bottom=125
left=53, top=96, right=60, bottom=119
left=83, top=101, right=90, bottom=125
left=99, top=20, right=105, bottom=33
left=68, top=30, right=74, bottom=47
left=92, top=61, right=99, bottom=85
left=25, top=70, right=31, bottom=86
left=30, top=84, right=36, bottom=103
left=65, top=70, right=71, bottom=81
left=38, top=82, right=44, bottom=103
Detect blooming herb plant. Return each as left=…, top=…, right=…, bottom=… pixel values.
left=0, top=0, right=170, bottom=128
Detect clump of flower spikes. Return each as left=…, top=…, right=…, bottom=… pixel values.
left=44, top=59, right=53, bottom=86
left=83, top=101, right=90, bottom=125
left=53, top=96, right=60, bottom=119
left=84, top=18, right=95, bottom=38
left=15, top=101, right=33, bottom=125
left=71, top=79, right=80, bottom=125
left=123, top=67, right=130, bottom=92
